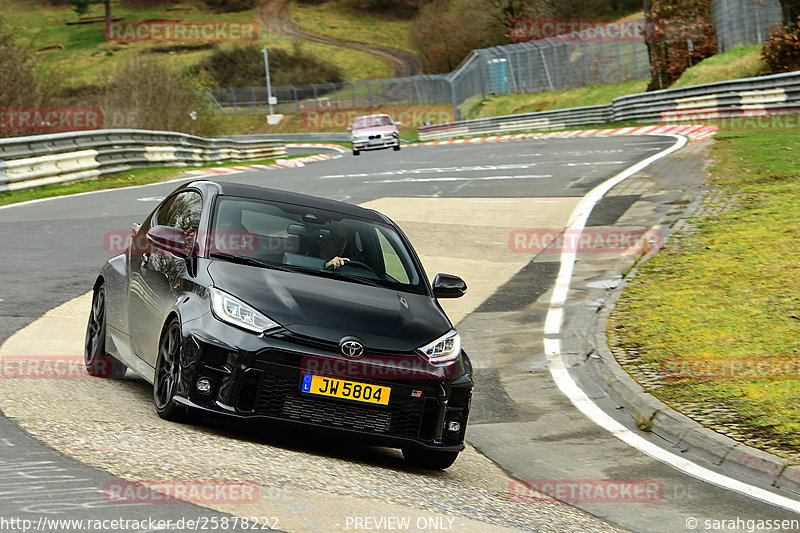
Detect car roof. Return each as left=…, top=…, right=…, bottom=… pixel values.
left=194, top=180, right=388, bottom=223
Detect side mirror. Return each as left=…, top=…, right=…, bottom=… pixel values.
left=432, top=273, right=467, bottom=299
left=147, top=225, right=188, bottom=257
left=346, top=127, right=352, bottom=132
left=395, top=121, right=402, bottom=126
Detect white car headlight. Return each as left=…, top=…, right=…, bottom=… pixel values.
left=209, top=287, right=280, bottom=334
left=418, top=330, right=461, bottom=366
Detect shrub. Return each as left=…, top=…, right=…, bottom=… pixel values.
left=761, top=17, right=800, bottom=74
left=102, top=55, right=220, bottom=136
left=204, top=0, right=257, bottom=13
left=196, top=42, right=343, bottom=87
left=0, top=23, right=53, bottom=137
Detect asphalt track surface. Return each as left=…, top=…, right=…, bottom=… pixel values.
left=0, top=137, right=798, bottom=532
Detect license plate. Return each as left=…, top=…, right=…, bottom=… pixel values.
left=301, top=374, right=390, bottom=406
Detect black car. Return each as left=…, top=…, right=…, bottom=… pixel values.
left=85, top=181, right=473, bottom=469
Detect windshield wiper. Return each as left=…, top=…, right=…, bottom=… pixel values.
left=209, top=252, right=292, bottom=272
left=317, top=269, right=380, bottom=287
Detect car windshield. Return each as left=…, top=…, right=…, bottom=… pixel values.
left=209, top=197, right=424, bottom=293
left=353, top=116, right=392, bottom=129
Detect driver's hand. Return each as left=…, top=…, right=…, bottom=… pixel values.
left=326, top=257, right=350, bottom=269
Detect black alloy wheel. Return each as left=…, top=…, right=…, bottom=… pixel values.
left=84, top=284, right=127, bottom=379
left=154, top=319, right=191, bottom=421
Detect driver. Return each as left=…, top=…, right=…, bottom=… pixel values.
left=318, top=223, right=349, bottom=270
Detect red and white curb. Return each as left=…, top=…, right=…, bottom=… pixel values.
left=286, top=143, right=349, bottom=153
left=184, top=151, right=340, bottom=178
left=412, top=124, right=718, bottom=146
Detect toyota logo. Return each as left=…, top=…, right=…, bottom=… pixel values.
left=340, top=338, right=364, bottom=358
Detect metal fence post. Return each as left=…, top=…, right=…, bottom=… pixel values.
left=616, top=37, right=622, bottom=83
left=291, top=86, right=299, bottom=114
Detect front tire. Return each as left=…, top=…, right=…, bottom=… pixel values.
left=393, top=144, right=401, bottom=151
left=84, top=284, right=127, bottom=379
left=353, top=148, right=360, bottom=156
left=154, top=319, right=193, bottom=421
left=402, top=447, right=459, bottom=470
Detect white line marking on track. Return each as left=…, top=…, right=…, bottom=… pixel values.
left=564, top=161, right=626, bottom=166
left=543, top=133, right=800, bottom=514
left=320, top=163, right=541, bottom=179
left=371, top=174, right=551, bottom=184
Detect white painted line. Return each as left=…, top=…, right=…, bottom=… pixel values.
left=372, top=174, right=551, bottom=184
left=624, top=141, right=676, bottom=146
left=542, top=133, right=800, bottom=513
left=564, top=161, right=626, bottom=167
left=320, top=163, right=541, bottom=179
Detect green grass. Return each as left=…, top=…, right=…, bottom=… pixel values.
left=609, top=124, right=800, bottom=454
left=0, top=154, right=313, bottom=207
left=1, top=0, right=388, bottom=90
left=290, top=0, right=414, bottom=54
left=672, top=45, right=766, bottom=88
left=463, top=80, right=649, bottom=119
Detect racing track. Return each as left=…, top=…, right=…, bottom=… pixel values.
left=1, top=137, right=798, bottom=532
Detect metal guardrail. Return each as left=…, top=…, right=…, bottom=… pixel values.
left=418, top=104, right=612, bottom=141
left=224, top=132, right=350, bottom=143
left=0, top=129, right=287, bottom=192
left=419, top=71, right=800, bottom=141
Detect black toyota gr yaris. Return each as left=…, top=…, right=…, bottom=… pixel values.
left=85, top=181, right=473, bottom=469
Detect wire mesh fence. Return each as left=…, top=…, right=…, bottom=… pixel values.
left=710, top=0, right=783, bottom=52
left=209, top=18, right=652, bottom=120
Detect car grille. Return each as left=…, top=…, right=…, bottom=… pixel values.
left=253, top=366, right=425, bottom=438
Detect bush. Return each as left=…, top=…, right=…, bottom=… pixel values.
left=0, top=23, right=53, bottom=137
left=196, top=42, right=343, bottom=87
left=409, top=0, right=507, bottom=73
left=204, top=0, right=257, bottom=13
left=761, top=17, right=800, bottom=74
left=102, top=55, right=220, bottom=136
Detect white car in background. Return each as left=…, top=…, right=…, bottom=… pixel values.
left=348, top=114, right=401, bottom=156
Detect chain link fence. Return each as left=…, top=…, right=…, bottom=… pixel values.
left=209, top=19, right=651, bottom=121
left=711, top=0, right=783, bottom=52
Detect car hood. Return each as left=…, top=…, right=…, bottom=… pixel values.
left=352, top=126, right=397, bottom=135
left=207, top=260, right=450, bottom=352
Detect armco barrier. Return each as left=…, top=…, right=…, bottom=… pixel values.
left=419, top=70, right=800, bottom=141
left=0, top=129, right=286, bottom=192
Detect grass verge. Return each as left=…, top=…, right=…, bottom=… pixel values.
left=290, top=1, right=414, bottom=54
left=0, top=154, right=314, bottom=208
left=609, top=124, right=800, bottom=457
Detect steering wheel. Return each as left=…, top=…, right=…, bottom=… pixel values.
left=327, top=260, right=374, bottom=272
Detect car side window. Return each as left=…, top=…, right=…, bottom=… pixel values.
left=375, top=229, right=410, bottom=284
left=156, top=191, right=203, bottom=247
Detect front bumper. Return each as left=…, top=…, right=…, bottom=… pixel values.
left=352, top=135, right=400, bottom=151
left=178, top=317, right=473, bottom=451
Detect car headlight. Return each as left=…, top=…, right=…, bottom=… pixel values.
left=209, top=287, right=280, bottom=334
left=418, top=330, right=461, bottom=366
